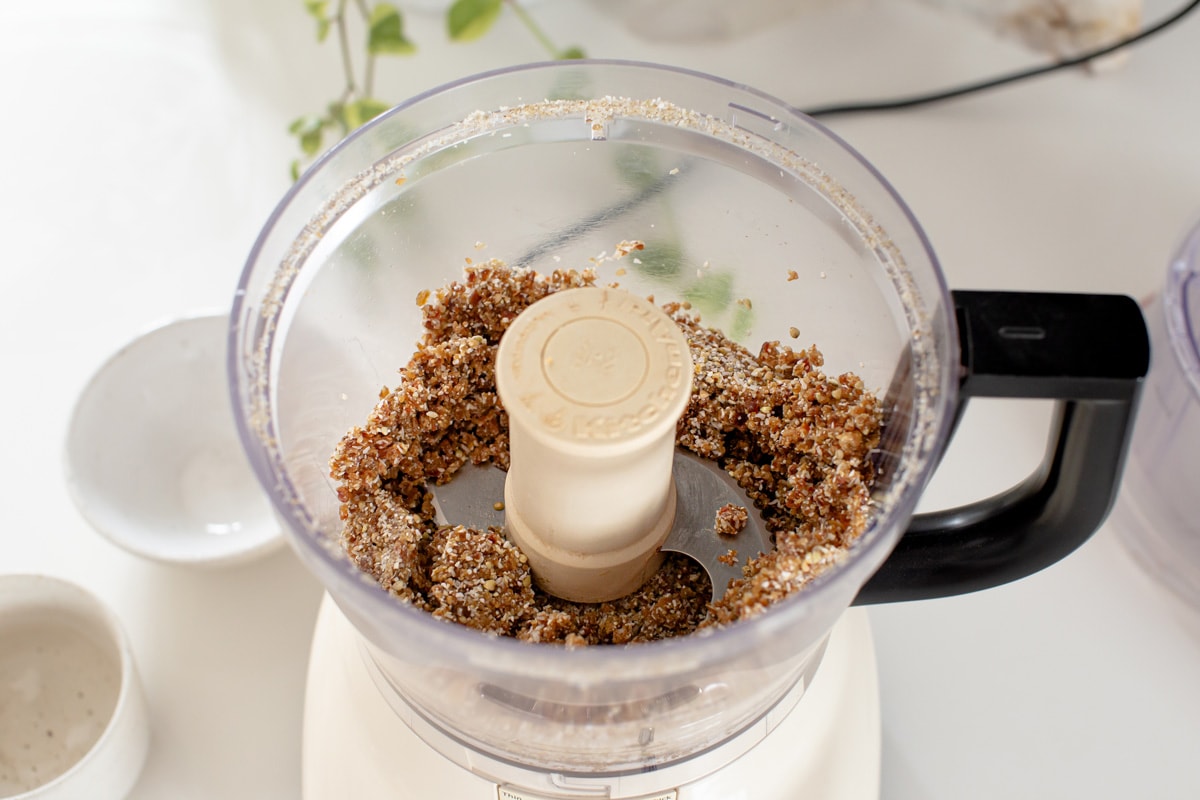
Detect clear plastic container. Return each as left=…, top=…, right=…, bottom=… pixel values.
left=229, top=62, right=958, bottom=777
left=1114, top=219, right=1200, bottom=608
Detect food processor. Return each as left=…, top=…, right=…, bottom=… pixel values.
left=229, top=61, right=1148, bottom=799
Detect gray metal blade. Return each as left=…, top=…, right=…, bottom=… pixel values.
left=427, top=449, right=772, bottom=603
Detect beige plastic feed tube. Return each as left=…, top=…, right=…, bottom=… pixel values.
left=495, top=287, right=694, bottom=602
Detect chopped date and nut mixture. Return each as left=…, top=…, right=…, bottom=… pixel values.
left=713, top=503, right=750, bottom=537
left=330, top=260, right=881, bottom=645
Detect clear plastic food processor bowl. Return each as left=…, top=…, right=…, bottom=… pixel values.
left=229, top=62, right=958, bottom=777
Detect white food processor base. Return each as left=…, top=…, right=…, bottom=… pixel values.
left=302, top=595, right=881, bottom=800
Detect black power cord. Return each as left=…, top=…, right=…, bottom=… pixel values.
left=803, top=0, right=1200, bottom=118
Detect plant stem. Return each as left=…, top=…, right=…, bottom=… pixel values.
left=504, top=0, right=560, bottom=58
left=335, top=0, right=358, bottom=104
left=353, top=0, right=376, bottom=97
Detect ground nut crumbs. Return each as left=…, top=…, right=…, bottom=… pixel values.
left=330, top=261, right=881, bottom=644
left=714, top=504, right=749, bottom=537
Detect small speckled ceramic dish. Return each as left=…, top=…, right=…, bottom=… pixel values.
left=0, top=574, right=149, bottom=800
left=65, top=313, right=282, bottom=566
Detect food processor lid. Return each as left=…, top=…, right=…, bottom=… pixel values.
left=229, top=59, right=959, bottom=675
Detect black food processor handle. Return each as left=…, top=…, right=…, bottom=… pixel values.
left=854, top=291, right=1150, bottom=605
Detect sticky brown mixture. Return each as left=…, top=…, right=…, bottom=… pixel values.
left=330, top=261, right=881, bottom=644
left=714, top=504, right=750, bottom=537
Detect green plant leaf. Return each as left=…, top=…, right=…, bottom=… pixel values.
left=327, top=101, right=347, bottom=132
left=344, top=97, right=391, bottom=130
left=558, top=46, right=585, bottom=60
left=632, top=240, right=683, bottom=282
left=683, top=269, right=735, bottom=318
left=368, top=3, right=416, bottom=55
left=729, top=301, right=756, bottom=342
left=447, top=0, right=503, bottom=42
left=290, top=159, right=302, bottom=182
left=615, top=148, right=662, bottom=192
left=289, top=114, right=327, bottom=157
left=304, top=0, right=332, bottom=41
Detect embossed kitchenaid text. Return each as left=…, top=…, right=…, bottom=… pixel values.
left=510, top=288, right=690, bottom=443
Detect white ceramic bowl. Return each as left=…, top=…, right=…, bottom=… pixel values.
left=0, top=574, right=149, bottom=800
left=65, top=313, right=282, bottom=566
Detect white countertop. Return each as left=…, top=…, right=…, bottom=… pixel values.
left=3, top=0, right=1198, bottom=797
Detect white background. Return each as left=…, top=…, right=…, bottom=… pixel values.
left=2, top=1, right=1198, bottom=797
